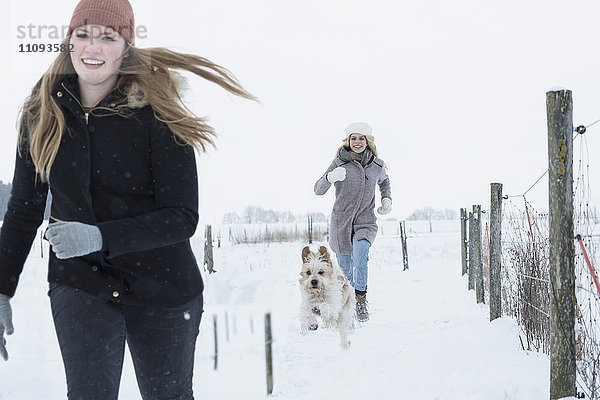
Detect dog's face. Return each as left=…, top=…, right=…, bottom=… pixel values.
left=299, top=246, right=336, bottom=293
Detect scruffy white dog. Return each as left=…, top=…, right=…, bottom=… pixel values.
left=299, top=245, right=356, bottom=349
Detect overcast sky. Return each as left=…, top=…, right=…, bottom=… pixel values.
left=2, top=0, right=599, bottom=223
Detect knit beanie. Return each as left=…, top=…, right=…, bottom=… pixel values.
left=346, top=122, right=372, bottom=137
left=345, top=122, right=375, bottom=143
left=67, top=0, right=135, bottom=44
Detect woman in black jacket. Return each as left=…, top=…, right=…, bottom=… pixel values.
left=0, top=0, right=254, bottom=398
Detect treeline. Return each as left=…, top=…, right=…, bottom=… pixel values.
left=221, top=205, right=459, bottom=224
left=0, top=181, right=51, bottom=220
left=222, top=206, right=327, bottom=224
left=407, top=207, right=457, bottom=221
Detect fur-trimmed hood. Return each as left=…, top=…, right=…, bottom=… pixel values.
left=55, top=71, right=188, bottom=111
left=120, top=71, right=188, bottom=109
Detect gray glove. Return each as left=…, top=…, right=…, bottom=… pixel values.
left=46, top=221, right=103, bottom=259
left=0, top=293, right=13, bottom=361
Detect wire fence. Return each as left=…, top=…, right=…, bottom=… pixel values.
left=572, top=127, right=600, bottom=398
left=470, top=116, right=599, bottom=397
left=507, top=124, right=597, bottom=397
left=501, top=196, right=550, bottom=354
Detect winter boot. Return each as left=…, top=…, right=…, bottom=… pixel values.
left=355, top=292, right=369, bottom=322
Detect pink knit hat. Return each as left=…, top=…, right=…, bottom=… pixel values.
left=67, top=0, right=135, bottom=44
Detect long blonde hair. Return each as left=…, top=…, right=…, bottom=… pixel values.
left=18, top=38, right=256, bottom=182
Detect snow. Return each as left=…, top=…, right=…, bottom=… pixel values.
left=548, top=86, right=568, bottom=92
left=0, top=220, right=551, bottom=399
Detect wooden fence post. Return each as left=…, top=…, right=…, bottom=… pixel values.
left=460, top=208, right=468, bottom=276
left=233, top=312, right=237, bottom=336
left=265, top=313, right=274, bottom=395
left=225, top=311, right=230, bottom=342
left=213, top=314, right=218, bottom=370
left=490, top=183, right=503, bottom=320
left=468, top=211, right=475, bottom=291
left=308, top=215, right=313, bottom=244
left=400, top=220, right=409, bottom=270
left=204, top=225, right=215, bottom=274
left=474, top=205, right=484, bottom=303
left=547, top=89, right=576, bottom=399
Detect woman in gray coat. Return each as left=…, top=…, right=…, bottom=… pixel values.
left=314, top=122, right=392, bottom=321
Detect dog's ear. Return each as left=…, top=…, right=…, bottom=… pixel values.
left=302, top=246, right=311, bottom=263
left=318, top=246, right=331, bottom=264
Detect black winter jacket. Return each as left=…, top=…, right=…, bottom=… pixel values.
left=0, top=76, right=203, bottom=305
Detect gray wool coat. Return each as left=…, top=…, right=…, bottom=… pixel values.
left=314, top=157, right=392, bottom=255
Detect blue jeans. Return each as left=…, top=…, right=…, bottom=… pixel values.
left=336, top=237, right=371, bottom=292
left=49, top=284, right=203, bottom=400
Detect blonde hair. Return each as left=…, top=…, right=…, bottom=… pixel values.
left=18, top=37, right=256, bottom=182
left=336, top=133, right=378, bottom=158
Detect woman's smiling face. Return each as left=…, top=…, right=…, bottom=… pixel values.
left=349, top=134, right=367, bottom=153
left=69, top=25, right=126, bottom=88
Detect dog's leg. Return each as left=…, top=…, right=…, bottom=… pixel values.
left=300, top=318, right=318, bottom=332
left=340, top=331, right=350, bottom=349
left=338, top=303, right=354, bottom=349
left=300, top=306, right=319, bottom=333
left=320, top=304, right=337, bottom=328
left=307, top=313, right=319, bottom=331
left=320, top=298, right=343, bottom=329
left=339, top=322, right=351, bottom=349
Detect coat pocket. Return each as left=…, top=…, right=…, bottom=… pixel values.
left=332, top=198, right=352, bottom=213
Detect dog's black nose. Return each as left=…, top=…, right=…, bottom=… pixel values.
left=311, top=279, right=318, bottom=287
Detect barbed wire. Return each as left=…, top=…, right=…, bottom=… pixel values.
left=521, top=299, right=550, bottom=317
left=502, top=119, right=597, bottom=199
left=575, top=116, right=600, bottom=134
left=516, top=273, right=550, bottom=284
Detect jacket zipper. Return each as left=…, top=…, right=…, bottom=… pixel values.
left=57, top=82, right=119, bottom=296
left=60, top=82, right=91, bottom=125
left=59, top=82, right=97, bottom=223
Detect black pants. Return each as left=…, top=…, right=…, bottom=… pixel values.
left=49, top=284, right=203, bottom=400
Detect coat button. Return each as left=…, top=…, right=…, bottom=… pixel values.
left=112, top=291, right=120, bottom=298
left=57, top=91, right=63, bottom=97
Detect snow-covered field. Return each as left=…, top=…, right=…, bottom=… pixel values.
left=0, top=220, right=551, bottom=399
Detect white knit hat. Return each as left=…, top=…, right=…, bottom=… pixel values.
left=345, top=122, right=372, bottom=137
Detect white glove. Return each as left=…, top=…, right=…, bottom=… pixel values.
left=0, top=294, right=14, bottom=361
left=326, top=167, right=346, bottom=184
left=377, top=198, right=392, bottom=215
